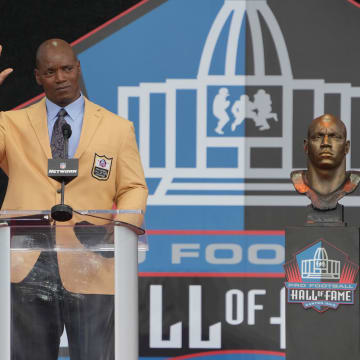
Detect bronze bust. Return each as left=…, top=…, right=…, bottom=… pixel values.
left=291, top=114, right=360, bottom=210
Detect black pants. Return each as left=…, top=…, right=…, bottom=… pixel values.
left=11, top=252, right=114, bottom=360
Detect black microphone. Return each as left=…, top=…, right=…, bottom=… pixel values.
left=62, top=123, right=72, bottom=159
left=48, top=122, right=78, bottom=222
left=62, top=123, right=72, bottom=140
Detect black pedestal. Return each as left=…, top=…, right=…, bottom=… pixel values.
left=285, top=226, right=359, bottom=360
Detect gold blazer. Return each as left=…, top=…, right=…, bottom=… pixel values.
left=0, top=97, right=148, bottom=294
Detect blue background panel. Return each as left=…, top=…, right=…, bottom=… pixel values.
left=145, top=206, right=244, bottom=230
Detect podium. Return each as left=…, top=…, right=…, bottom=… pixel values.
left=285, top=223, right=360, bottom=359
left=0, top=209, right=146, bottom=360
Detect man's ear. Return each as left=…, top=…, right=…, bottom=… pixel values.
left=345, top=140, right=350, bottom=154
left=34, top=68, right=41, bottom=86
left=304, top=138, right=308, bottom=154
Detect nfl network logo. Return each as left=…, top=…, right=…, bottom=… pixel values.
left=117, top=0, right=360, bottom=207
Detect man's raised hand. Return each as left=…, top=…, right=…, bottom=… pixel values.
left=0, top=45, right=13, bottom=85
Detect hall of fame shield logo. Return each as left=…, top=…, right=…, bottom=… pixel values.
left=284, top=239, right=359, bottom=313
left=92, top=154, right=113, bottom=181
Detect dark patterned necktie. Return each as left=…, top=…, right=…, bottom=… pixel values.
left=51, top=108, right=67, bottom=158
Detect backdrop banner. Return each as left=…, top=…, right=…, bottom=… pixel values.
left=71, top=0, right=360, bottom=358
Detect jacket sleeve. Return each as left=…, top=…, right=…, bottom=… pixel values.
left=0, top=112, right=8, bottom=171
left=114, top=121, right=148, bottom=227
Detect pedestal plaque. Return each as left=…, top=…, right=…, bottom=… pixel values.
left=285, top=226, right=359, bottom=360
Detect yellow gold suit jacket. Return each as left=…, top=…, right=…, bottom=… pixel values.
left=0, top=97, right=148, bottom=294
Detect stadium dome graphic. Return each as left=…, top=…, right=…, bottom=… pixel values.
left=301, top=247, right=341, bottom=280
left=118, top=0, right=360, bottom=206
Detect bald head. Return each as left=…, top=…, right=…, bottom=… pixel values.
left=307, top=114, right=347, bottom=139
left=35, top=39, right=77, bottom=69
left=305, top=113, right=350, bottom=171
left=34, top=38, right=81, bottom=107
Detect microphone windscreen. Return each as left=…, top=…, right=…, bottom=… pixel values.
left=62, top=123, right=72, bottom=139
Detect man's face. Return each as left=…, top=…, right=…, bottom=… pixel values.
left=304, top=117, right=350, bottom=170
left=35, top=45, right=81, bottom=107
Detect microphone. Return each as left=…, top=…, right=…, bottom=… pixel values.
left=62, top=123, right=72, bottom=139
left=62, top=123, right=72, bottom=159
left=48, top=122, right=78, bottom=222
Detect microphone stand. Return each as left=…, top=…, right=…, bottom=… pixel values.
left=51, top=124, right=73, bottom=222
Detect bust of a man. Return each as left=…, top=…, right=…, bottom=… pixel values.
left=291, top=114, right=360, bottom=210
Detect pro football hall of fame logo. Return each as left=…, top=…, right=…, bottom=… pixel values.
left=284, top=239, right=359, bottom=312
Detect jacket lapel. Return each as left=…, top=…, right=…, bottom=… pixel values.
left=27, top=98, right=52, bottom=159
left=74, top=97, right=103, bottom=159
left=27, top=97, right=102, bottom=160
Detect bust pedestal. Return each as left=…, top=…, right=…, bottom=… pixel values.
left=285, top=212, right=359, bottom=360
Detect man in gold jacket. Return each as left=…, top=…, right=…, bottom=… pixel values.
left=0, top=39, right=148, bottom=359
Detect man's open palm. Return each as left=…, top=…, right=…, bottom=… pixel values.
left=0, top=45, right=13, bottom=85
